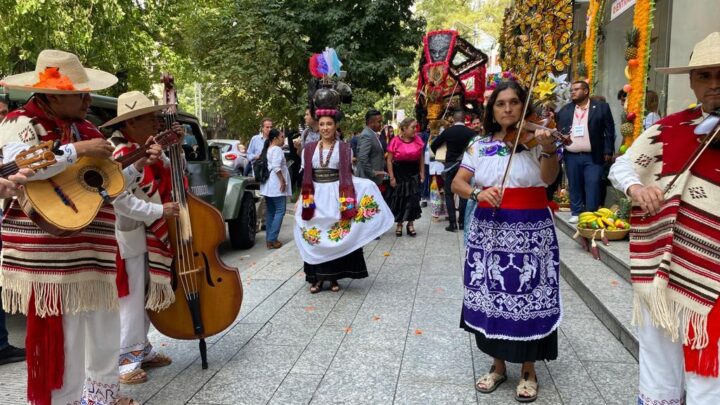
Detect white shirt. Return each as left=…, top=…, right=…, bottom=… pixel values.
left=260, top=145, right=291, bottom=197
left=460, top=137, right=547, bottom=188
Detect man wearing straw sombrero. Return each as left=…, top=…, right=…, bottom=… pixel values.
left=0, top=50, right=162, bottom=405
left=610, top=32, right=720, bottom=404
left=100, top=91, right=183, bottom=385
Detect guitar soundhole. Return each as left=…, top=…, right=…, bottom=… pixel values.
left=83, top=170, right=104, bottom=189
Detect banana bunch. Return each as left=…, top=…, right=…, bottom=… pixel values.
left=577, top=208, right=629, bottom=230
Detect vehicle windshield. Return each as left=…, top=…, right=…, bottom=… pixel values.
left=211, top=142, right=233, bottom=153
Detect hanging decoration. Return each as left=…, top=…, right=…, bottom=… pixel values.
left=621, top=0, right=656, bottom=150
left=498, top=0, right=573, bottom=87
left=582, top=0, right=606, bottom=91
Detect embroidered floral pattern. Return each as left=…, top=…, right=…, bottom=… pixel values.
left=328, top=219, right=352, bottom=242
left=338, top=196, right=355, bottom=213
left=354, top=194, right=379, bottom=223
left=81, top=377, right=120, bottom=405
left=301, top=226, right=321, bottom=245
left=471, top=137, right=509, bottom=157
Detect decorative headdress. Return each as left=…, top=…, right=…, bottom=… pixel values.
left=307, top=48, right=351, bottom=121
left=486, top=71, right=518, bottom=91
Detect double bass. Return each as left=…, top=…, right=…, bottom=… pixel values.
left=147, top=73, right=243, bottom=369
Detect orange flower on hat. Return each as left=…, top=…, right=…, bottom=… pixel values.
left=33, top=67, right=76, bottom=91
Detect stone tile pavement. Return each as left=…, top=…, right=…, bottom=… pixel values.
left=0, top=210, right=639, bottom=404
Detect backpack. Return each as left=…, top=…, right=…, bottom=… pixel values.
left=252, top=154, right=270, bottom=183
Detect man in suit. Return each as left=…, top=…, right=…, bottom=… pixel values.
left=356, top=109, right=386, bottom=184
left=557, top=81, right=616, bottom=223
left=431, top=110, right=475, bottom=232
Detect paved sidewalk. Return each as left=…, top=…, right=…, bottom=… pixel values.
left=0, top=211, right=639, bottom=404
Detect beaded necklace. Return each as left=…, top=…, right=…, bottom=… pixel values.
left=319, top=140, right=336, bottom=168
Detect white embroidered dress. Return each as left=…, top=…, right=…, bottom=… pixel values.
left=294, top=145, right=394, bottom=264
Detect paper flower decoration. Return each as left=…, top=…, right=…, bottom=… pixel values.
left=533, top=79, right=556, bottom=101
left=308, top=48, right=343, bottom=78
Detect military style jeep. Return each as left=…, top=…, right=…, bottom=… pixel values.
left=2, top=90, right=259, bottom=249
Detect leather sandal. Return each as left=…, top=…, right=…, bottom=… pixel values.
left=117, top=397, right=141, bottom=405
left=395, top=224, right=403, bottom=237
left=119, top=369, right=147, bottom=385
left=330, top=281, right=341, bottom=292
left=310, top=282, right=322, bottom=294
left=142, top=352, right=172, bottom=369
left=406, top=223, right=417, bottom=237
left=475, top=366, right=507, bottom=393
left=515, top=377, right=538, bottom=403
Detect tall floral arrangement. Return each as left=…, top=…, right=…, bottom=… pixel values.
left=622, top=0, right=655, bottom=149
left=582, top=0, right=605, bottom=92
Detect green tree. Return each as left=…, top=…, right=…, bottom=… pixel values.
left=0, top=0, right=185, bottom=95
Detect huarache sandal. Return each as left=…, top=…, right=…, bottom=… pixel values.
left=515, top=375, right=538, bottom=403
left=396, top=224, right=403, bottom=237
left=142, top=353, right=172, bottom=369
left=310, top=282, right=322, bottom=294
left=406, top=223, right=417, bottom=237
left=119, top=369, right=147, bottom=385
left=475, top=366, right=507, bottom=393
left=116, top=397, right=141, bottom=405
left=330, top=281, right=341, bottom=292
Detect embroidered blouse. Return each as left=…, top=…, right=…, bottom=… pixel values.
left=460, top=136, right=547, bottom=188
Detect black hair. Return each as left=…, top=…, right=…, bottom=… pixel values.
left=617, top=89, right=628, bottom=100
left=572, top=80, right=590, bottom=91
left=482, top=81, right=528, bottom=135
left=262, top=128, right=282, bottom=157
left=365, top=109, right=382, bottom=124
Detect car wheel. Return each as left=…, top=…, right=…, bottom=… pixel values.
left=228, top=193, right=256, bottom=249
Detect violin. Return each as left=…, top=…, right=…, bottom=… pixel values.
left=503, top=111, right=572, bottom=149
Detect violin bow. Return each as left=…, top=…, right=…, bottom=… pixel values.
left=497, top=66, right=540, bottom=206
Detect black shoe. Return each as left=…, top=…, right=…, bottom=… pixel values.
left=420, top=201, right=428, bottom=208
left=0, top=345, right=25, bottom=365
left=445, top=224, right=457, bottom=232
left=458, top=223, right=464, bottom=231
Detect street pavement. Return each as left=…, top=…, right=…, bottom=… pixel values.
left=0, top=208, right=638, bottom=404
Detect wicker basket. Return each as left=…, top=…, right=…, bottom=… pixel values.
left=557, top=203, right=570, bottom=212
left=577, top=227, right=630, bottom=240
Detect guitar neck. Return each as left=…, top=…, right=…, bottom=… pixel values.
left=116, top=144, right=152, bottom=169
left=0, top=161, right=20, bottom=179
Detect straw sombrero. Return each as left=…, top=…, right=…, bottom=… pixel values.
left=100, top=91, right=171, bottom=128
left=1, top=49, right=117, bottom=94
left=656, top=32, right=720, bottom=74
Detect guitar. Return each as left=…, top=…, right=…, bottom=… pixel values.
left=0, top=141, right=57, bottom=178
left=20, top=131, right=179, bottom=237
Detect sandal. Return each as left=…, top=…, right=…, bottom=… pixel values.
left=310, top=282, right=322, bottom=294
left=142, top=352, right=172, bottom=369
left=395, top=224, right=403, bottom=237
left=515, top=376, right=538, bottom=403
left=475, top=366, right=507, bottom=393
left=330, top=281, right=341, bottom=292
left=406, top=223, right=417, bottom=237
left=117, top=397, right=141, bottom=405
left=119, top=369, right=147, bottom=385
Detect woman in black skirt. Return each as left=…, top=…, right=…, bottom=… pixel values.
left=385, top=118, right=425, bottom=236
left=294, top=85, right=394, bottom=294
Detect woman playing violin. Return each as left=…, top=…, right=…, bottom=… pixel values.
left=451, top=80, right=562, bottom=403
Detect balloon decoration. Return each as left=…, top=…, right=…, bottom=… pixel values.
left=621, top=0, right=656, bottom=149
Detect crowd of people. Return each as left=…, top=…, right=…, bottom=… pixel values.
left=0, top=31, right=718, bottom=405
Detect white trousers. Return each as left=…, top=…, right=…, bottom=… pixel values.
left=51, top=309, right=120, bottom=405
left=118, top=254, right=157, bottom=375
left=638, top=306, right=720, bottom=404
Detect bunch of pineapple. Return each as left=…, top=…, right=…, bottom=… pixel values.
left=620, top=111, right=635, bottom=138
left=625, top=28, right=639, bottom=61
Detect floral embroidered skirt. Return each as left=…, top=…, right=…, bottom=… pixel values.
left=294, top=176, right=394, bottom=265
left=461, top=201, right=562, bottom=362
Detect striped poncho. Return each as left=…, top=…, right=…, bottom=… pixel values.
left=0, top=99, right=119, bottom=316
left=110, top=131, right=174, bottom=311
left=627, top=106, right=720, bottom=376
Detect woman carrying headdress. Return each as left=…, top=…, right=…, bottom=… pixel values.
left=295, top=60, right=394, bottom=293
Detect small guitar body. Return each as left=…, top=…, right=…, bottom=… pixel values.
left=20, top=156, right=125, bottom=237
